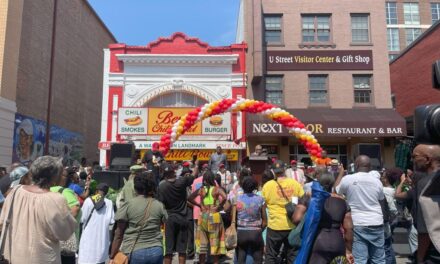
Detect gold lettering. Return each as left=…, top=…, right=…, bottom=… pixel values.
left=315, top=124, right=323, bottom=134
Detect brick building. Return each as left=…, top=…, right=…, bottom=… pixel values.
left=386, top=0, right=440, bottom=60
left=390, top=20, right=440, bottom=135
left=0, top=0, right=115, bottom=166
left=237, top=0, right=406, bottom=169
left=99, top=33, right=247, bottom=169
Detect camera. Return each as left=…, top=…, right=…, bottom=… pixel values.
left=414, top=104, right=440, bottom=144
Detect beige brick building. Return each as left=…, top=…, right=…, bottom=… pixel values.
left=0, top=0, right=115, bottom=166
left=237, top=0, right=406, bottom=169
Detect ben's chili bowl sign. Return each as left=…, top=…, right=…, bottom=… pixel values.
left=148, top=108, right=202, bottom=135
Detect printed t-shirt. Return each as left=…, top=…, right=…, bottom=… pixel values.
left=262, top=178, right=304, bottom=231
left=50, top=186, right=81, bottom=239
left=115, top=196, right=167, bottom=253
left=236, top=193, right=264, bottom=230
left=337, top=171, right=385, bottom=226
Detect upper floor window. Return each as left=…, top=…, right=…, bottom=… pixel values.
left=309, top=75, right=328, bottom=104
left=405, top=28, right=422, bottom=46
left=404, top=3, right=420, bottom=25
left=302, top=15, right=331, bottom=43
left=265, top=76, right=283, bottom=105
left=386, top=2, right=398, bottom=25
left=351, top=14, right=370, bottom=43
left=147, top=91, right=208, bottom=107
left=264, top=15, right=282, bottom=44
left=353, top=75, right=372, bottom=104
left=432, top=3, right=440, bottom=24
left=387, top=28, right=400, bottom=51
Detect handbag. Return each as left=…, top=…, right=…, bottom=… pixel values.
left=288, top=217, right=305, bottom=248
left=0, top=186, right=21, bottom=264
left=57, top=188, right=78, bottom=256
left=275, top=179, right=296, bottom=220
left=225, top=205, right=237, bottom=250
left=113, top=198, right=153, bottom=264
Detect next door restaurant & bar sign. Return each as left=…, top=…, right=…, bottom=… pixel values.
left=267, top=50, right=373, bottom=71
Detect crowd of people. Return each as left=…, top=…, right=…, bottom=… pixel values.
left=0, top=143, right=438, bottom=264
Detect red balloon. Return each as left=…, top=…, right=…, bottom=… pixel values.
left=311, top=150, right=318, bottom=155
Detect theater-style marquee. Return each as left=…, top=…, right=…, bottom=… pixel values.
left=158, top=98, right=324, bottom=163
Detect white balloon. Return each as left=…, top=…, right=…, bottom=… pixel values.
left=306, top=131, right=312, bottom=135
left=294, top=128, right=301, bottom=133
left=171, top=132, right=177, bottom=138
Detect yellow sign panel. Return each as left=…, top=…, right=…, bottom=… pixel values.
left=147, top=108, right=202, bottom=135
left=141, top=149, right=238, bottom=161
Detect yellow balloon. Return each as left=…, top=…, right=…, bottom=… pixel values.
left=312, top=139, right=318, bottom=144
left=177, top=126, right=183, bottom=132
left=205, top=108, right=212, bottom=115
left=239, top=104, right=246, bottom=110
left=300, top=135, right=307, bottom=140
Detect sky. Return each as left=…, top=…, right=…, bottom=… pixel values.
left=88, top=0, right=240, bottom=46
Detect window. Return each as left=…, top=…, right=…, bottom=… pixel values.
left=432, top=3, right=440, bottom=24
left=309, top=75, right=328, bottom=104
left=406, top=28, right=422, bottom=45
left=351, top=14, right=370, bottom=43
left=264, top=15, right=282, bottom=44
left=387, top=28, right=400, bottom=51
left=386, top=2, right=398, bottom=25
left=389, top=54, right=398, bottom=61
left=147, top=91, right=208, bottom=107
left=353, top=75, right=372, bottom=104
left=265, top=76, right=283, bottom=105
left=302, top=15, right=331, bottom=43
left=404, top=3, right=420, bottom=25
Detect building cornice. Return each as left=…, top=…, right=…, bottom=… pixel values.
left=116, top=54, right=238, bottom=65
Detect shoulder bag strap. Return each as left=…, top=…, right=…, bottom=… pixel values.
left=83, top=207, right=95, bottom=230
left=129, top=198, right=153, bottom=254
left=0, top=186, right=22, bottom=256
left=275, top=180, right=290, bottom=202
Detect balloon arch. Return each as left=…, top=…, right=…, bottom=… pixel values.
left=158, top=98, right=324, bottom=164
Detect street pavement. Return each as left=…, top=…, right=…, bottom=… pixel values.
left=171, top=227, right=413, bottom=263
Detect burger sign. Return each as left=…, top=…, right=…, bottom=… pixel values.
left=202, top=113, right=231, bottom=135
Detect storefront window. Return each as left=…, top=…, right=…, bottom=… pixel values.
left=146, top=91, right=208, bottom=107
left=290, top=144, right=348, bottom=167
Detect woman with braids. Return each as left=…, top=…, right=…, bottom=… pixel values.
left=0, top=156, right=77, bottom=263
left=188, top=171, right=227, bottom=264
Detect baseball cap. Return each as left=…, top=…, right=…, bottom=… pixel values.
left=161, top=162, right=175, bottom=173
left=9, top=166, right=29, bottom=188
left=219, top=163, right=225, bottom=168
left=182, top=161, right=191, bottom=167
left=272, top=160, right=285, bottom=174
left=290, top=160, right=297, bottom=165
left=330, top=159, right=339, bottom=166
left=96, top=183, right=110, bottom=195
left=202, top=163, right=209, bottom=169
left=130, top=164, right=144, bottom=172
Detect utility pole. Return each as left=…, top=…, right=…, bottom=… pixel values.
left=44, top=0, right=58, bottom=155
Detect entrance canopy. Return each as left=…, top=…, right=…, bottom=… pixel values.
left=247, top=108, right=406, bottom=137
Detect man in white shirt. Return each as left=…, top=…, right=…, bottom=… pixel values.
left=78, top=183, right=115, bottom=264
left=285, top=160, right=305, bottom=185
left=336, top=155, right=386, bottom=264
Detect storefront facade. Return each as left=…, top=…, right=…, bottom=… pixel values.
left=247, top=109, right=406, bottom=169
left=237, top=0, right=407, bottom=169
left=99, top=33, right=247, bottom=168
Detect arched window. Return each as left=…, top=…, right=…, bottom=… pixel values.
left=145, top=91, right=208, bottom=107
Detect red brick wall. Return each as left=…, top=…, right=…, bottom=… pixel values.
left=390, top=25, right=440, bottom=118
